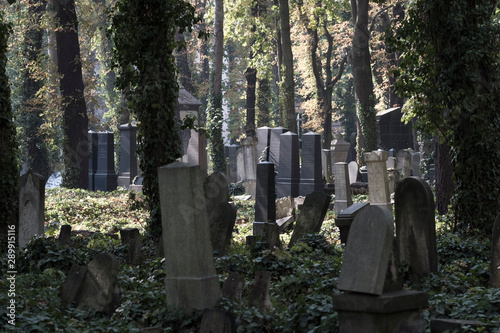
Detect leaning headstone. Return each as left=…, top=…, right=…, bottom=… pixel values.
left=276, top=132, right=300, bottom=198
left=335, top=202, right=369, bottom=245
left=241, top=136, right=258, bottom=197
left=253, top=162, right=279, bottom=248
left=94, top=132, right=118, bottom=192
left=208, top=203, right=237, bottom=256
left=348, top=161, right=358, bottom=185
left=334, top=162, right=353, bottom=214
left=337, top=205, right=394, bottom=295
left=256, top=126, right=272, bottom=161
left=88, top=131, right=98, bottom=191
left=204, top=172, right=230, bottom=217
left=288, top=192, right=331, bottom=247
left=396, top=148, right=412, bottom=179
left=200, top=309, right=237, bottom=333
left=299, top=132, right=323, bottom=196
left=411, top=152, right=421, bottom=177
left=117, top=123, right=138, bottom=188
left=268, top=127, right=288, bottom=169
left=395, top=177, right=437, bottom=283
left=365, top=150, right=392, bottom=213
left=158, top=162, right=221, bottom=311
left=249, top=271, right=273, bottom=312
left=120, top=228, right=142, bottom=265
left=76, top=253, right=120, bottom=315
left=222, top=272, right=245, bottom=301
left=60, top=263, right=87, bottom=306
left=19, top=171, right=46, bottom=248
left=58, top=225, right=72, bottom=246
left=490, top=213, right=500, bottom=287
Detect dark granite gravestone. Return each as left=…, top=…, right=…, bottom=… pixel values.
left=276, top=132, right=300, bottom=198
left=58, top=225, right=72, bottom=246
left=299, top=132, right=323, bottom=196
left=120, top=228, right=142, bottom=265
left=158, top=162, right=221, bottom=312
left=335, top=202, right=369, bottom=244
left=19, top=171, right=46, bottom=248
left=88, top=131, right=98, bottom=191
left=117, top=123, right=138, bottom=188
left=94, top=132, right=118, bottom=192
left=268, top=127, right=288, bottom=168
left=411, top=152, right=421, bottom=177
left=222, top=272, right=245, bottom=300
left=395, top=177, right=437, bottom=283
left=253, top=162, right=279, bottom=248
left=225, top=144, right=240, bottom=183
left=376, top=107, right=413, bottom=152
left=490, top=213, right=500, bottom=287
left=288, top=192, right=331, bottom=247
left=256, top=126, right=272, bottom=161
left=249, top=271, right=273, bottom=312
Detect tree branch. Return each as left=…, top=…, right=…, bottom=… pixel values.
left=369, top=5, right=393, bottom=36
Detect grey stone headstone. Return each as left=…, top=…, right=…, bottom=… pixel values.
left=276, top=132, right=300, bottom=198
left=60, top=263, right=87, bottom=306
left=395, top=177, right=437, bottom=283
left=94, top=132, right=118, bottom=192
left=337, top=205, right=394, bottom=295
left=225, top=144, right=240, bottom=183
left=334, top=162, right=352, bottom=214
left=269, top=127, right=288, bottom=169
left=76, top=253, right=120, bottom=315
left=249, top=271, right=273, bottom=312
left=288, top=192, right=331, bottom=247
left=348, top=161, right=358, bottom=184
left=120, top=228, right=142, bottom=265
left=411, top=152, right=421, bottom=177
left=386, top=156, right=396, bottom=170
left=490, top=213, right=500, bottom=287
left=241, top=136, right=258, bottom=197
left=275, top=196, right=294, bottom=220
left=322, top=149, right=333, bottom=184
left=200, top=309, right=236, bottom=333
left=396, top=149, right=412, bottom=179
left=365, top=150, right=392, bottom=213
left=19, top=171, right=46, bottom=248
left=208, top=203, right=237, bottom=256
left=158, top=162, right=221, bottom=311
left=222, top=272, right=245, bottom=301
left=88, top=131, right=99, bottom=191
left=299, top=132, right=323, bottom=196
left=236, top=148, right=245, bottom=182
left=331, top=132, right=350, bottom=164
left=335, top=202, right=369, bottom=244
left=256, top=126, right=272, bottom=162
left=117, top=123, right=138, bottom=187
left=204, top=172, right=230, bottom=217
left=58, top=225, right=72, bottom=246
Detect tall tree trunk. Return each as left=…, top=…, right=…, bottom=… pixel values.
left=213, top=0, right=224, bottom=99
left=435, top=139, right=453, bottom=216
left=257, top=77, right=271, bottom=127
left=274, top=0, right=283, bottom=125
left=388, top=3, right=405, bottom=108
left=245, top=66, right=257, bottom=136
left=350, top=0, right=377, bottom=161
left=175, top=32, right=194, bottom=94
left=279, top=0, right=296, bottom=133
left=56, top=0, right=89, bottom=189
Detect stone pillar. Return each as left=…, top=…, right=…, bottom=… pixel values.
left=241, top=137, right=258, bottom=197
left=19, top=171, right=46, bottom=248
left=224, top=144, right=240, bottom=183
left=334, top=162, right=353, bottom=214
left=88, top=131, right=98, bottom=191
left=268, top=127, right=288, bottom=168
left=254, top=162, right=277, bottom=235
left=158, top=162, right=221, bottom=312
left=322, top=149, right=333, bottom=184
left=117, top=124, right=138, bottom=188
left=365, top=150, right=392, bottom=213
left=299, top=132, right=323, bottom=196
left=396, top=148, right=412, bottom=179
left=256, top=126, right=272, bottom=161
left=94, top=132, right=118, bottom=192
left=331, top=132, right=350, bottom=165
left=276, top=132, right=300, bottom=198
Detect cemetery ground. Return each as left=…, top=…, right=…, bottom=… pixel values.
left=1, top=188, right=499, bottom=332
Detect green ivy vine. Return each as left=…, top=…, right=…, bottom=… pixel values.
left=206, top=93, right=226, bottom=173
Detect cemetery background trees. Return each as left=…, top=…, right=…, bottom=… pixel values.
left=109, top=0, right=201, bottom=237
left=391, top=0, right=500, bottom=233
left=55, top=0, right=89, bottom=189
left=279, top=0, right=296, bottom=133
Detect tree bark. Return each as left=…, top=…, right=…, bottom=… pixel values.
left=274, top=0, right=283, bottom=125
left=56, top=0, right=89, bottom=189
left=175, top=32, right=194, bottom=94
left=435, top=138, right=453, bottom=216
left=245, top=66, right=257, bottom=136
left=213, top=0, right=224, bottom=99
left=279, top=0, right=296, bottom=132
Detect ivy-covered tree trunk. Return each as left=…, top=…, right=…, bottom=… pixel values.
left=55, top=0, right=89, bottom=189
left=350, top=0, right=377, bottom=161
left=0, top=12, right=17, bottom=251
left=256, top=77, right=271, bottom=127
left=19, top=0, right=50, bottom=178
left=279, top=0, right=296, bottom=133
left=435, top=139, right=453, bottom=216
left=245, top=66, right=257, bottom=137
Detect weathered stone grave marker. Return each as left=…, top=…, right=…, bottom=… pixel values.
left=117, top=123, right=138, bottom=188
left=396, top=148, right=412, bottom=179
left=58, top=224, right=72, bottom=245
left=249, top=271, right=273, bottom=312
left=335, top=202, right=369, bottom=245
left=276, top=131, right=300, bottom=198
left=94, top=131, right=118, bottom=192
left=158, top=162, right=221, bottom=311
left=268, top=126, right=288, bottom=168
left=395, top=177, right=437, bottom=283
left=120, top=228, right=142, bottom=265
left=365, top=150, right=392, bottom=213
left=241, top=136, right=258, bottom=197
left=19, top=171, right=46, bottom=248
left=331, top=132, right=350, bottom=164
left=348, top=161, right=358, bottom=184
left=222, top=272, right=245, bottom=301
left=256, top=126, right=271, bottom=161
left=334, top=162, right=353, bottom=214
left=411, top=152, right=421, bottom=177
left=299, top=132, right=323, bottom=196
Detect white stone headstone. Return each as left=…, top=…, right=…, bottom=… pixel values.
left=19, top=172, right=46, bottom=248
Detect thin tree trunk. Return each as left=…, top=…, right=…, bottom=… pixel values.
left=274, top=0, right=283, bottom=125
left=279, top=0, right=296, bottom=133
left=435, top=138, right=453, bottom=216
left=245, top=66, right=257, bottom=136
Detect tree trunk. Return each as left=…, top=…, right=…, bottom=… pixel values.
left=257, top=77, right=271, bottom=127
left=175, top=32, right=194, bottom=94
left=274, top=0, right=283, bottom=125
left=279, top=0, right=296, bottom=132
left=213, top=0, right=224, bottom=99
left=435, top=138, right=453, bottom=216
left=351, top=0, right=377, bottom=159
left=245, top=66, right=257, bottom=136
left=56, top=0, right=89, bottom=189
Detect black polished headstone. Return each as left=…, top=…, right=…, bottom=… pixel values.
left=225, top=144, right=240, bottom=183
left=88, top=131, right=98, bottom=191
left=254, top=162, right=278, bottom=244
left=94, top=132, right=118, bottom=192
left=256, top=127, right=271, bottom=161
left=299, top=132, right=323, bottom=196
left=117, top=124, right=138, bottom=187
left=268, top=127, right=288, bottom=169
left=277, top=132, right=300, bottom=198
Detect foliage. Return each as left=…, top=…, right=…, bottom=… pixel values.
left=108, top=0, right=201, bottom=237
left=389, top=0, right=500, bottom=233
left=207, top=93, right=226, bottom=173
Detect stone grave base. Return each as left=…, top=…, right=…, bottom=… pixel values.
left=332, top=290, right=428, bottom=333
left=430, top=318, right=498, bottom=333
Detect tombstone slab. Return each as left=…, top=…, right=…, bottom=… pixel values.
left=241, top=137, right=258, bottom=197
left=249, top=271, right=273, bottom=312
left=337, top=205, right=394, bottom=295
left=334, top=162, right=353, bottom=214
left=396, top=149, right=412, bottom=179
left=19, top=171, right=46, bottom=248
left=335, top=202, right=369, bottom=245
left=58, top=225, right=72, bottom=246
left=490, top=213, right=500, bottom=287
left=60, top=263, right=87, bottom=306
left=254, top=162, right=277, bottom=238
left=299, top=132, right=323, bottom=196
left=269, top=127, right=288, bottom=168
left=322, top=149, right=333, bottom=184
left=348, top=161, right=358, bottom=185
left=256, top=127, right=272, bottom=162
left=365, top=150, right=392, bottom=213
left=411, top=152, right=421, bottom=177
left=331, top=133, right=350, bottom=164
left=120, top=228, right=142, bottom=265
left=222, top=272, right=245, bottom=301
left=94, top=132, right=118, bottom=192
left=276, top=132, right=300, bottom=198
left=208, top=203, right=237, bottom=256
left=158, top=162, right=221, bottom=311
left=117, top=123, right=138, bottom=187
left=395, top=177, right=437, bottom=283
left=275, top=196, right=295, bottom=220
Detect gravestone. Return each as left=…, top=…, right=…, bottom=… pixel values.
left=276, top=132, right=300, bottom=198
left=365, top=150, right=392, bottom=213
left=200, top=309, right=236, bottom=333
left=268, top=127, right=288, bottom=169
left=276, top=196, right=294, bottom=220
left=299, top=132, right=323, bottom=196
left=331, top=132, right=350, bottom=164
left=288, top=192, right=331, bottom=247
left=88, top=131, right=98, bottom=191
left=490, top=213, right=500, bottom=287
left=322, top=149, right=333, bottom=184
left=60, top=263, right=87, bottom=306
left=222, top=272, right=245, bottom=300
left=76, top=253, right=120, bottom=315
left=253, top=162, right=279, bottom=248
left=58, top=225, right=72, bottom=246
left=19, top=171, right=46, bottom=248
left=395, top=177, right=437, bottom=283
left=117, top=123, right=138, bottom=188
left=388, top=148, right=395, bottom=157
left=208, top=203, right=237, bottom=256
left=94, top=132, right=118, bottom=192
left=225, top=144, right=240, bottom=183
left=396, top=149, right=412, bottom=179
left=204, top=172, right=230, bottom=216
left=241, top=136, right=258, bottom=197
left=376, top=107, right=414, bottom=151
left=158, top=162, right=221, bottom=311
left=256, top=126, right=272, bottom=161
left=236, top=148, right=245, bottom=182
left=185, top=132, right=208, bottom=177
left=348, top=161, right=358, bottom=184
left=120, top=228, right=142, bottom=265
left=334, top=162, right=353, bottom=214
left=411, top=152, right=421, bottom=177
left=337, top=205, right=394, bottom=295
left=386, top=156, right=396, bottom=170
left=249, top=271, right=273, bottom=312
left=335, top=202, right=369, bottom=244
